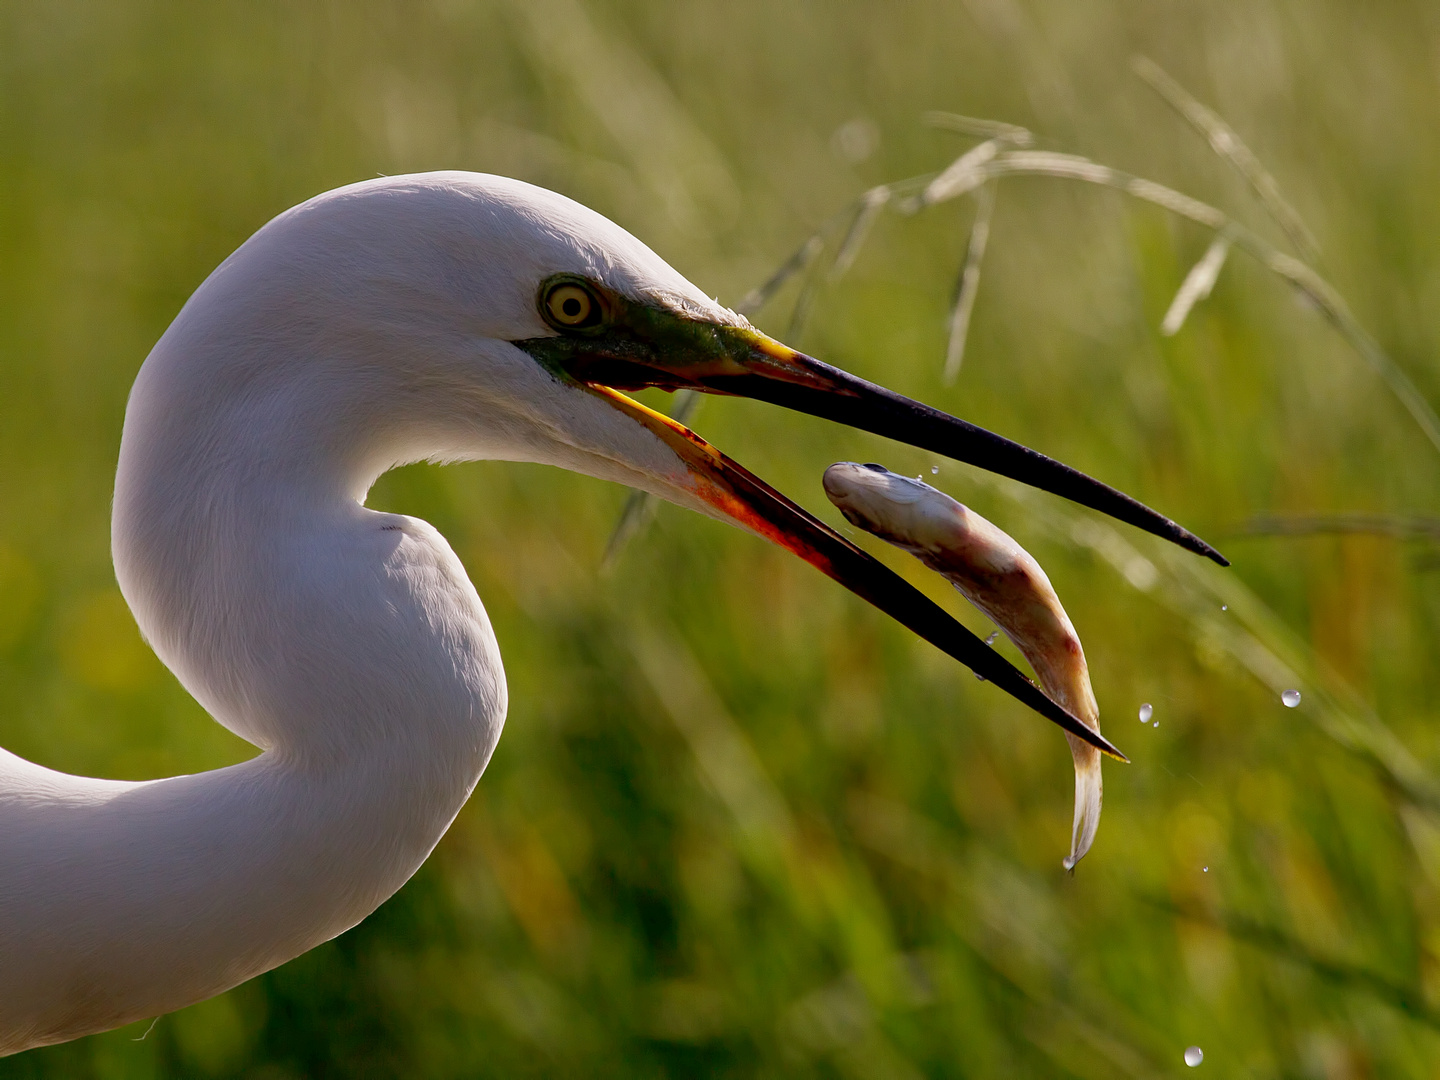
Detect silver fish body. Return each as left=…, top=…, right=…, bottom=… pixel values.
left=823, top=462, right=1103, bottom=869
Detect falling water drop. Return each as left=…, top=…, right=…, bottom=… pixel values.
left=974, top=632, right=1000, bottom=680
left=1282, top=689, right=1301, bottom=708
left=1139, top=703, right=1153, bottom=723
left=1153, top=721, right=1159, bottom=728
left=1220, top=604, right=1228, bottom=612
left=1184, top=1046, right=1204, bottom=1067
left=930, top=465, right=939, bottom=474
left=1202, top=866, right=1209, bottom=873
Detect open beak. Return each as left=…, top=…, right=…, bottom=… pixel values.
left=585, top=383, right=1129, bottom=761
left=569, top=327, right=1226, bottom=568
left=518, top=300, right=1226, bottom=761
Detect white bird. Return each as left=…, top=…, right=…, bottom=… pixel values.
left=0, top=173, right=1223, bottom=1054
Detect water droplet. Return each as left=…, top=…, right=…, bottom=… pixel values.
left=930, top=465, right=939, bottom=474
left=985, top=631, right=999, bottom=646
left=1202, top=866, right=1209, bottom=873
left=1221, top=604, right=1228, bottom=612
left=1138, top=703, right=1153, bottom=723
left=973, top=671, right=986, bottom=682
left=1184, top=1045, right=1204, bottom=1067
left=1282, top=689, right=1301, bottom=708
left=1153, top=721, right=1159, bottom=728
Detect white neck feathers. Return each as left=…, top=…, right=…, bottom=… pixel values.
left=0, top=252, right=508, bottom=1056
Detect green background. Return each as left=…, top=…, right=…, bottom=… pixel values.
left=4, top=1, right=1440, bottom=1076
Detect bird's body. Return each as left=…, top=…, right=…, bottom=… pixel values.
left=0, top=172, right=1216, bottom=1054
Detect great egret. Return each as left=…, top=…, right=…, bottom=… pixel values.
left=0, top=173, right=1222, bottom=1054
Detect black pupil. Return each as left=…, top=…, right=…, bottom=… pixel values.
left=561, top=296, right=583, bottom=318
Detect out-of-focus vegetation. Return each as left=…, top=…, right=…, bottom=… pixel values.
left=4, top=0, right=1440, bottom=1075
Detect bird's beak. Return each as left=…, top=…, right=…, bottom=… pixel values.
left=517, top=310, right=1224, bottom=761
left=567, top=325, right=1226, bottom=567
left=583, top=382, right=1128, bottom=761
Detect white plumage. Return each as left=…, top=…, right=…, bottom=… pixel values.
left=0, top=174, right=745, bottom=1053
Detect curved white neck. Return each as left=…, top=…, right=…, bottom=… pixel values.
left=0, top=321, right=507, bottom=1053
left=0, top=170, right=729, bottom=1056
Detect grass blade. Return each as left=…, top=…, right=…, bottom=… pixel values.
left=1160, top=232, right=1231, bottom=336
left=738, top=234, right=824, bottom=316
left=944, top=181, right=996, bottom=384
left=919, top=147, right=1440, bottom=458
left=1132, top=55, right=1320, bottom=261
left=922, top=110, right=1034, bottom=144
left=829, top=186, right=890, bottom=282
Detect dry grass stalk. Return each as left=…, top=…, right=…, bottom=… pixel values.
left=1131, top=55, right=1320, bottom=261
left=829, top=186, right=891, bottom=281
left=611, top=99, right=1440, bottom=571
left=738, top=233, right=825, bottom=315
left=603, top=179, right=931, bottom=566
left=922, top=110, right=1033, bottom=144
left=944, top=181, right=996, bottom=384
left=915, top=137, right=1014, bottom=209
left=915, top=147, right=1440, bottom=456
left=1161, top=232, right=1232, bottom=336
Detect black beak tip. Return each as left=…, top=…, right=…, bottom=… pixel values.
left=1147, top=509, right=1227, bottom=566
left=1081, top=722, right=1129, bottom=762
left=1192, top=536, right=1230, bottom=567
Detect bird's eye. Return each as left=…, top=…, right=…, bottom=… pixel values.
left=542, top=281, right=601, bottom=329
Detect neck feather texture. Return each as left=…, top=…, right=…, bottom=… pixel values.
left=0, top=325, right=507, bottom=1054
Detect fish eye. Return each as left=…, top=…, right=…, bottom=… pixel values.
left=541, top=279, right=603, bottom=330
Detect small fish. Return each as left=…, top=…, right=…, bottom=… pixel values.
left=823, top=462, right=1103, bottom=870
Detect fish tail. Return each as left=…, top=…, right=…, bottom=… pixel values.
left=1061, top=737, right=1103, bottom=871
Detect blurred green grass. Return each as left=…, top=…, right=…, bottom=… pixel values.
left=5, top=0, right=1440, bottom=1076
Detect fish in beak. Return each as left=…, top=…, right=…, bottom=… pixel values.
left=514, top=274, right=1227, bottom=760
left=823, top=462, right=1106, bottom=868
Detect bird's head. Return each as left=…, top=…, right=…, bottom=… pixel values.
left=140, top=173, right=1227, bottom=758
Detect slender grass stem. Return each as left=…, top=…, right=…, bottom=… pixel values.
left=1161, top=231, right=1231, bottom=336
left=922, top=110, right=1034, bottom=144
left=1131, top=55, right=1321, bottom=261
left=915, top=148, right=1440, bottom=457
left=829, top=186, right=891, bottom=281
left=737, top=234, right=824, bottom=316
left=943, top=182, right=996, bottom=384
